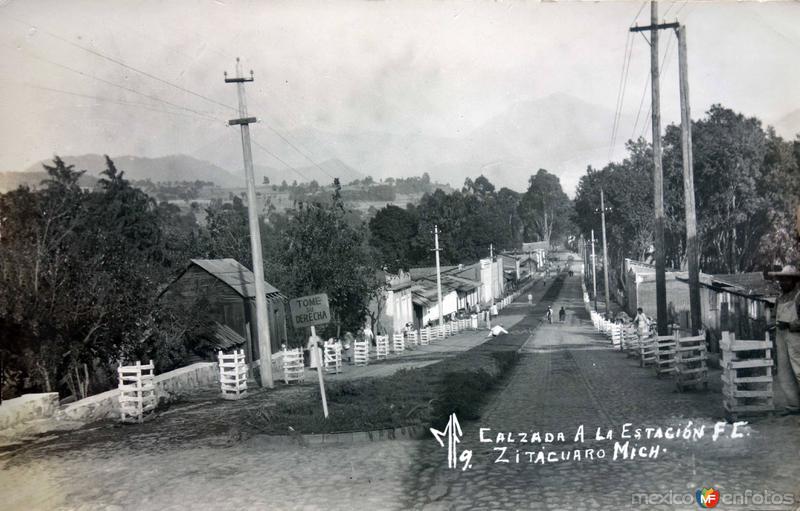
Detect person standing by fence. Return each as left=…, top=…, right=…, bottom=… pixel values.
left=770, top=265, right=800, bottom=414
left=633, top=307, right=650, bottom=338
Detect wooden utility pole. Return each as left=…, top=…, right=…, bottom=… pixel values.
left=433, top=225, right=445, bottom=331
left=592, top=229, right=597, bottom=310
left=630, top=3, right=677, bottom=335
left=225, top=58, right=273, bottom=388
left=677, top=24, right=701, bottom=336
left=600, top=188, right=611, bottom=316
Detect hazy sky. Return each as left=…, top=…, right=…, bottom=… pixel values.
left=1, top=0, right=798, bottom=191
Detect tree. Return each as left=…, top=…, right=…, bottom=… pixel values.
left=265, top=198, right=381, bottom=337
left=0, top=156, right=196, bottom=398
left=202, top=196, right=252, bottom=268
left=368, top=205, right=421, bottom=272
left=663, top=105, right=772, bottom=273
left=519, top=169, right=573, bottom=246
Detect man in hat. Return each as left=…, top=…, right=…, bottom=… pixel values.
left=770, top=264, right=800, bottom=413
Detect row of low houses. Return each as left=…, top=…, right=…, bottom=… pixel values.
left=623, top=258, right=781, bottom=351
left=375, top=248, right=545, bottom=334
left=155, top=243, right=548, bottom=376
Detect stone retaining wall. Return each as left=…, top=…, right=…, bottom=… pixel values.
left=0, top=393, right=60, bottom=431
left=3, top=362, right=218, bottom=430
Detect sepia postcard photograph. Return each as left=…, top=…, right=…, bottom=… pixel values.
left=1, top=1, right=799, bottom=509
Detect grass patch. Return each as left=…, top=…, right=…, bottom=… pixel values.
left=244, top=334, right=526, bottom=435
left=246, top=276, right=565, bottom=435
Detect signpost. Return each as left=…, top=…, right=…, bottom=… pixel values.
left=290, top=293, right=331, bottom=418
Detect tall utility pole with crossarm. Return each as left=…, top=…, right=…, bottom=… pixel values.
left=630, top=2, right=678, bottom=335
left=225, top=58, right=273, bottom=388
left=677, top=24, right=702, bottom=336
left=433, top=225, right=445, bottom=335
left=599, top=188, right=611, bottom=316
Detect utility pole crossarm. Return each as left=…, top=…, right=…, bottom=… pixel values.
left=629, top=22, right=680, bottom=33
left=228, top=117, right=257, bottom=126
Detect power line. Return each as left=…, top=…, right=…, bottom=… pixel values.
left=24, top=83, right=226, bottom=123
left=638, top=30, right=675, bottom=141
left=250, top=138, right=311, bottom=183
left=674, top=0, right=690, bottom=18
left=663, top=1, right=677, bottom=18
left=12, top=44, right=227, bottom=124
left=630, top=73, right=649, bottom=141
left=263, top=126, right=335, bottom=181
left=8, top=16, right=238, bottom=114
left=632, top=1, right=648, bottom=24
left=614, top=1, right=650, bottom=152
left=609, top=31, right=634, bottom=160
left=12, top=17, right=347, bottom=182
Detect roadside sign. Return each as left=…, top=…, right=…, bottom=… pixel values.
left=289, top=293, right=331, bottom=328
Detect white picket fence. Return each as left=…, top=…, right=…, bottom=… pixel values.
left=353, top=339, right=370, bottom=366
left=324, top=340, right=343, bottom=373
left=610, top=323, right=622, bottom=350
left=392, top=332, right=406, bottom=353
left=376, top=335, right=390, bottom=359
left=407, top=329, right=419, bottom=347
left=218, top=350, right=248, bottom=400
left=118, top=360, right=157, bottom=423
left=420, top=327, right=431, bottom=345
left=281, top=346, right=305, bottom=384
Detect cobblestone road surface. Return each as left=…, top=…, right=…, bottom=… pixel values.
left=1, top=266, right=799, bottom=510
left=403, top=271, right=800, bottom=510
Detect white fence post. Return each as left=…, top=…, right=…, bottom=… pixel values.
left=392, top=332, right=406, bottom=353
left=118, top=360, right=157, bottom=423
left=353, top=339, right=369, bottom=366
left=324, top=340, right=342, bottom=373
left=721, top=331, right=773, bottom=418
left=654, top=334, right=678, bottom=377
left=675, top=333, right=708, bottom=391
left=218, top=349, right=248, bottom=399
left=376, top=335, right=389, bottom=359
left=420, top=327, right=430, bottom=345
left=281, top=345, right=305, bottom=384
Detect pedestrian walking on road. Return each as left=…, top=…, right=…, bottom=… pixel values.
left=559, top=306, right=566, bottom=323
left=546, top=306, right=553, bottom=324
left=527, top=293, right=533, bottom=305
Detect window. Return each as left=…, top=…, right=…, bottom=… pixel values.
left=709, top=291, right=718, bottom=311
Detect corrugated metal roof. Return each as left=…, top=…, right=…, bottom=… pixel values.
left=190, top=258, right=283, bottom=299
left=711, top=273, right=781, bottom=298
left=211, top=322, right=246, bottom=350
left=409, top=266, right=458, bottom=279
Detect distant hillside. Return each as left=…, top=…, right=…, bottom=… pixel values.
left=21, top=154, right=241, bottom=188
left=253, top=158, right=365, bottom=186
left=771, top=109, right=800, bottom=140
left=194, top=93, right=634, bottom=197
left=0, top=170, right=98, bottom=192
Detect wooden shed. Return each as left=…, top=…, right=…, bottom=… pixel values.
left=160, top=258, right=287, bottom=364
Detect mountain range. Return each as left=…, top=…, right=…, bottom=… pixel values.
left=7, top=93, right=797, bottom=196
